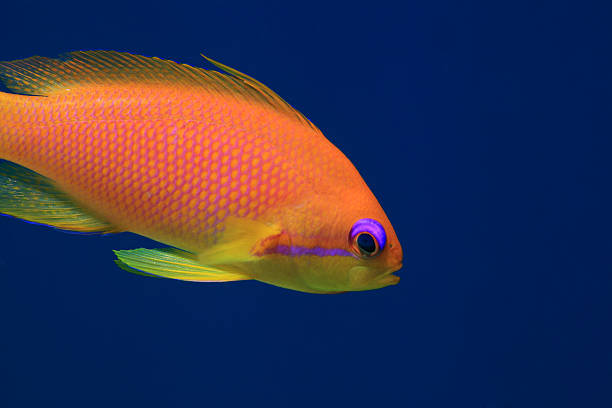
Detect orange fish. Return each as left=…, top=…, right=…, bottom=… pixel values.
left=0, top=51, right=402, bottom=293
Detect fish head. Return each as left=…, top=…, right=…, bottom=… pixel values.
left=253, top=186, right=403, bottom=294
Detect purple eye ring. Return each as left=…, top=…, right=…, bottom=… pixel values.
left=349, top=218, right=387, bottom=258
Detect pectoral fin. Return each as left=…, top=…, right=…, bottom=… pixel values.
left=196, top=216, right=281, bottom=265
left=114, top=247, right=250, bottom=282
left=0, top=160, right=117, bottom=233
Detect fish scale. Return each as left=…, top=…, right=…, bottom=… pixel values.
left=0, top=84, right=333, bottom=250
left=0, top=51, right=402, bottom=293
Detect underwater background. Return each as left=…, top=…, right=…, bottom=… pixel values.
left=0, top=1, right=610, bottom=407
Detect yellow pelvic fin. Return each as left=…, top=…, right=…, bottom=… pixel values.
left=0, top=160, right=116, bottom=233
left=114, top=247, right=250, bottom=282
left=197, top=216, right=282, bottom=266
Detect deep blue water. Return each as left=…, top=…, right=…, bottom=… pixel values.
left=1, top=1, right=611, bottom=407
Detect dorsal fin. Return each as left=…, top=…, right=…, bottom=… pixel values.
left=0, top=50, right=318, bottom=129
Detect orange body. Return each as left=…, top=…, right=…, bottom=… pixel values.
left=0, top=51, right=402, bottom=293
left=1, top=84, right=355, bottom=251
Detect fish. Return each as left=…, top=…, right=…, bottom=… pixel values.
left=0, top=50, right=402, bottom=293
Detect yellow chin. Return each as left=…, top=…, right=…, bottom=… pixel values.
left=374, top=272, right=401, bottom=288
left=247, top=256, right=400, bottom=294
left=346, top=265, right=401, bottom=291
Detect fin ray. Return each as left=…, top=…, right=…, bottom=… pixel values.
left=0, top=160, right=116, bottom=232
left=114, top=247, right=250, bottom=282
left=0, top=50, right=317, bottom=129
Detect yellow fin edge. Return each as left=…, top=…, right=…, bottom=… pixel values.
left=114, top=247, right=250, bottom=282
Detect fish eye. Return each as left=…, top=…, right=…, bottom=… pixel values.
left=349, top=218, right=386, bottom=258
left=356, top=232, right=377, bottom=256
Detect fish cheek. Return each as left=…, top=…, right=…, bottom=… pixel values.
left=249, top=255, right=315, bottom=292
left=293, top=256, right=357, bottom=292
left=250, top=254, right=355, bottom=293
left=346, top=265, right=382, bottom=290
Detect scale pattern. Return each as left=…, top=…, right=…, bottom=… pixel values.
left=0, top=83, right=351, bottom=251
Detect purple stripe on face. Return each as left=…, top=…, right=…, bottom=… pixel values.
left=265, top=245, right=353, bottom=257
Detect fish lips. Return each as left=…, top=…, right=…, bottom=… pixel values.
left=378, top=264, right=402, bottom=286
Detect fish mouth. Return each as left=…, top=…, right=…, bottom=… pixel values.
left=386, top=263, right=402, bottom=276
left=379, top=263, right=402, bottom=286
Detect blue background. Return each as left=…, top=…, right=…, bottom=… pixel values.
left=0, top=1, right=610, bottom=407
